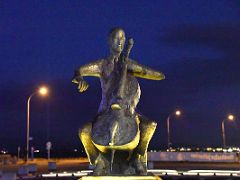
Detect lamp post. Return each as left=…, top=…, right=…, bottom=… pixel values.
left=221, top=114, right=234, bottom=149
left=167, top=110, right=181, bottom=150
left=26, top=86, right=48, bottom=162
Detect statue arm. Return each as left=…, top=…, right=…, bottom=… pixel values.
left=72, top=60, right=103, bottom=84
left=128, top=60, right=165, bottom=80
left=72, top=60, right=103, bottom=92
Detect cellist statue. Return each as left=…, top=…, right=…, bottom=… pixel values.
left=72, top=28, right=165, bottom=175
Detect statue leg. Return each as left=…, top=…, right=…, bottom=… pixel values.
left=131, top=115, right=157, bottom=174
left=79, top=122, right=110, bottom=175
left=79, top=122, right=99, bottom=165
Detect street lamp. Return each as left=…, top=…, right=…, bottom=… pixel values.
left=167, top=110, right=181, bottom=150
left=221, top=114, right=235, bottom=149
left=26, top=86, right=49, bottom=162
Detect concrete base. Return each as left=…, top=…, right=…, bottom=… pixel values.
left=80, top=176, right=161, bottom=180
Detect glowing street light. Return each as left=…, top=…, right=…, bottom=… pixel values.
left=228, top=114, right=234, bottom=121
left=38, top=86, right=48, bottom=96
left=26, top=86, right=49, bottom=162
left=221, top=114, right=235, bottom=149
left=167, top=110, right=181, bottom=150
left=175, top=110, right=181, bottom=116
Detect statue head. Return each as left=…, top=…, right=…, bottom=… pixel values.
left=108, top=28, right=126, bottom=54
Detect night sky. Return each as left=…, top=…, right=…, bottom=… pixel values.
left=1, top=1, right=240, bottom=153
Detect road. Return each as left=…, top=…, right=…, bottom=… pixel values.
left=1, top=158, right=240, bottom=179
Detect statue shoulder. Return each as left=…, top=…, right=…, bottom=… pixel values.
left=88, top=59, right=105, bottom=66
left=79, top=59, right=105, bottom=70
left=127, top=58, right=138, bottom=66
left=127, top=58, right=142, bottom=70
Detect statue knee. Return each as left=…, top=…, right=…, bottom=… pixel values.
left=79, top=122, right=92, bottom=141
left=139, top=119, right=157, bottom=133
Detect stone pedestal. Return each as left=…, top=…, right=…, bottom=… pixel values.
left=80, top=176, right=161, bottom=180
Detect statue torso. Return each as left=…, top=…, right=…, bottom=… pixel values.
left=98, top=57, right=140, bottom=114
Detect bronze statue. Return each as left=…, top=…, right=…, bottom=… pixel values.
left=72, top=28, right=165, bottom=175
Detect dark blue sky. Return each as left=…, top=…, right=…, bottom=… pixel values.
left=1, top=1, right=240, bottom=152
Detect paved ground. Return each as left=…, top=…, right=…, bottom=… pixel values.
left=153, top=161, right=240, bottom=170
left=2, top=158, right=240, bottom=179
left=0, top=158, right=88, bottom=173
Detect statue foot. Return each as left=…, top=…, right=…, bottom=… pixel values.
left=131, top=154, right=147, bottom=175
left=93, top=154, right=110, bottom=175
left=123, top=166, right=136, bottom=175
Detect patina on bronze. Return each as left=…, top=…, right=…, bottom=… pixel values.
left=72, top=28, right=165, bottom=175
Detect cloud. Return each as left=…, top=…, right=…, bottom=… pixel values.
left=162, top=23, right=240, bottom=58
left=157, top=23, right=240, bottom=90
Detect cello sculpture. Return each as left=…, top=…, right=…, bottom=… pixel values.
left=72, top=28, right=165, bottom=175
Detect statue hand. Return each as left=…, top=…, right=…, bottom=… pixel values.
left=77, top=80, right=89, bottom=93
